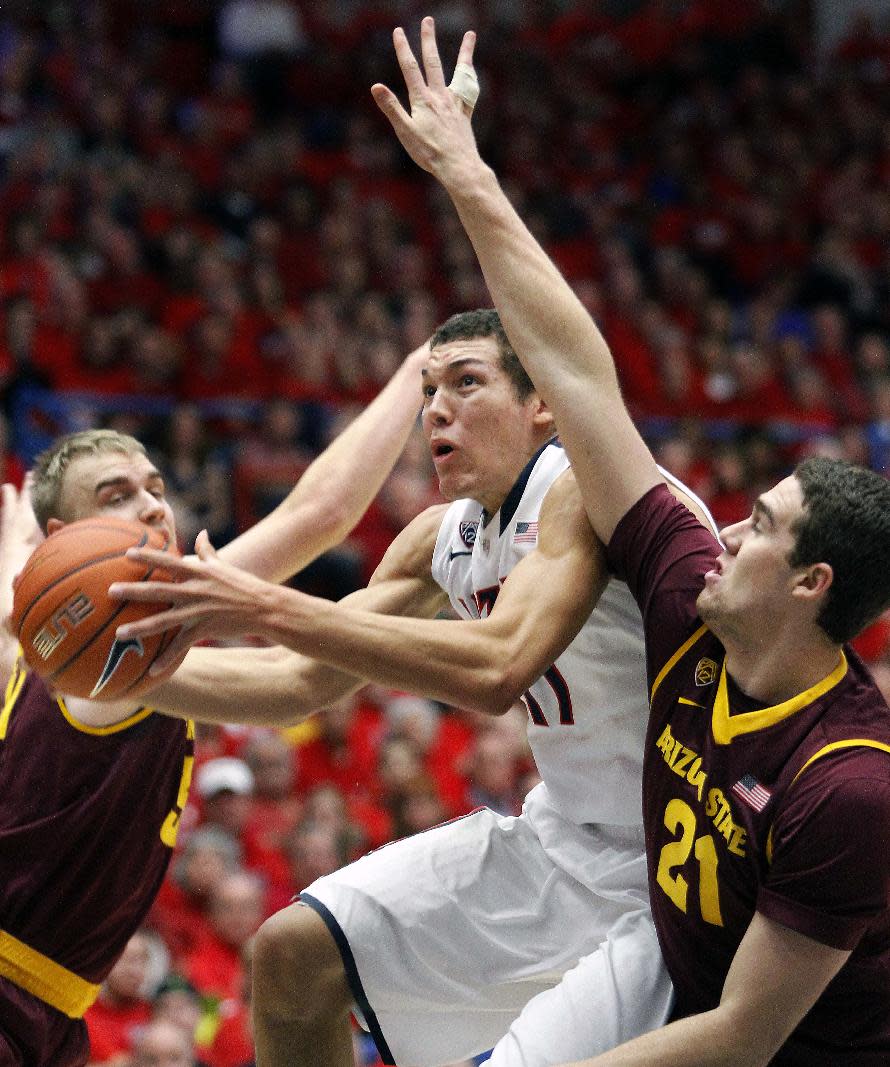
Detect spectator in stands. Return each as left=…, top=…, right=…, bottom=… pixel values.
left=151, top=974, right=204, bottom=1047
left=182, top=870, right=265, bottom=1005
left=129, top=1018, right=205, bottom=1067
left=194, top=757, right=255, bottom=843
left=284, top=819, right=352, bottom=895
left=241, top=730, right=302, bottom=912
left=85, top=929, right=156, bottom=1065
left=150, top=826, right=242, bottom=966
left=156, top=403, right=235, bottom=552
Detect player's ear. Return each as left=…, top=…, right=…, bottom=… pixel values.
left=531, top=396, right=554, bottom=432
left=793, top=561, right=833, bottom=603
left=46, top=518, right=63, bottom=535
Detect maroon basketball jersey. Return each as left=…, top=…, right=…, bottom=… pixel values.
left=0, top=658, right=193, bottom=985
left=608, top=485, right=890, bottom=1065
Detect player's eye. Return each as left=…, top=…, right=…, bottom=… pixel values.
left=459, top=374, right=477, bottom=387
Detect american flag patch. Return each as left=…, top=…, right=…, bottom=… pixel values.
left=514, top=521, right=539, bottom=544
left=731, top=774, right=771, bottom=812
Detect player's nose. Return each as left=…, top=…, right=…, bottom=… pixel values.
left=137, top=490, right=166, bottom=524
left=720, top=520, right=743, bottom=553
left=425, top=388, right=454, bottom=424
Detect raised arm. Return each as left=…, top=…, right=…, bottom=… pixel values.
left=217, top=341, right=426, bottom=582
left=371, top=20, right=659, bottom=542
left=115, top=470, right=606, bottom=716
left=0, top=479, right=43, bottom=692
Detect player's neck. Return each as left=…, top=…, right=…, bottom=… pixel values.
left=723, top=630, right=843, bottom=706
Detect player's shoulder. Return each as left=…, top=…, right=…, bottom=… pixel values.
left=540, top=466, right=588, bottom=521
left=375, top=503, right=451, bottom=583
left=781, top=739, right=890, bottom=844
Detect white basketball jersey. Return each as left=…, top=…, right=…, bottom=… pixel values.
left=432, top=440, right=713, bottom=827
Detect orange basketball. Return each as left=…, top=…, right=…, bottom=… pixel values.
left=11, top=517, right=182, bottom=701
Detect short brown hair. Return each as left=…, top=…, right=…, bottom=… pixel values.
left=431, top=309, right=536, bottom=400
left=791, top=457, right=890, bottom=644
left=30, top=429, right=147, bottom=533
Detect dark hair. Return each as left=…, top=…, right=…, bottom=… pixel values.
left=790, top=457, right=890, bottom=643
left=430, top=309, right=535, bottom=400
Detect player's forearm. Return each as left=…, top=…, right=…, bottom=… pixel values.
left=435, top=162, right=660, bottom=539
left=150, top=644, right=364, bottom=726
left=253, top=586, right=529, bottom=716
left=442, top=161, right=620, bottom=411
left=557, top=1007, right=772, bottom=1067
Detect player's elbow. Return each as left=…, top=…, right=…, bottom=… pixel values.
left=304, top=495, right=356, bottom=547
left=468, top=663, right=527, bottom=717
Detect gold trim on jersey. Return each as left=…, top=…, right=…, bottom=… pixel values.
left=711, top=652, right=848, bottom=745
left=790, top=738, right=890, bottom=786
left=650, top=624, right=709, bottom=703
left=57, top=697, right=153, bottom=735
left=766, top=738, right=890, bottom=863
left=0, top=657, right=27, bottom=740
left=0, top=929, right=100, bottom=1018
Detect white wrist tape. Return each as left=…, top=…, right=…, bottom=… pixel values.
left=448, top=63, right=480, bottom=109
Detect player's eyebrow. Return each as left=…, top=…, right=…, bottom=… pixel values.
left=421, top=357, right=488, bottom=378
left=752, top=497, right=776, bottom=529
left=93, top=476, right=132, bottom=494
left=93, top=469, right=164, bottom=494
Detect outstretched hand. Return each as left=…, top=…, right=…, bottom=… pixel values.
left=1, top=476, right=44, bottom=624
left=371, top=17, right=481, bottom=186
left=109, top=530, right=282, bottom=674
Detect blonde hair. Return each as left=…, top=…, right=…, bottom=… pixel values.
left=30, top=429, right=147, bottom=533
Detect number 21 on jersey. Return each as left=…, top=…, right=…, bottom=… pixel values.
left=656, top=797, right=724, bottom=926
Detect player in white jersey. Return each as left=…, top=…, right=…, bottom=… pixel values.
left=433, top=439, right=654, bottom=828
left=113, top=309, right=715, bottom=1067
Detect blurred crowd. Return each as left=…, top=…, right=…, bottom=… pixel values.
left=3, top=1, right=890, bottom=1063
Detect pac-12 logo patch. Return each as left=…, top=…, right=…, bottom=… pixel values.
left=459, top=521, right=479, bottom=548
left=695, top=657, right=718, bottom=686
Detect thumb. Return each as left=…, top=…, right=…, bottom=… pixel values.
left=371, top=83, right=411, bottom=129
left=194, top=530, right=218, bottom=560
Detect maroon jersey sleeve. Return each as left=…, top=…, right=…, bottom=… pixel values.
left=759, top=747, right=890, bottom=950
left=606, top=484, right=721, bottom=686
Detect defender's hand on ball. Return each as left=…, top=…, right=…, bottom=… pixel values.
left=110, top=531, right=276, bottom=673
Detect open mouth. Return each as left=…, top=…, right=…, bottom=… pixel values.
left=432, top=443, right=454, bottom=459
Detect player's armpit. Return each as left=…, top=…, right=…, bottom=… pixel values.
left=664, top=481, right=718, bottom=539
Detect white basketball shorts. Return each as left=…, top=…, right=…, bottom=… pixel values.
left=300, top=783, right=672, bottom=1066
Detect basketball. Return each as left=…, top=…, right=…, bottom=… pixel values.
left=11, top=517, right=182, bottom=701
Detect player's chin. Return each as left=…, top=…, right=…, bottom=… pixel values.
left=695, top=584, right=717, bottom=621
left=437, top=471, right=473, bottom=502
